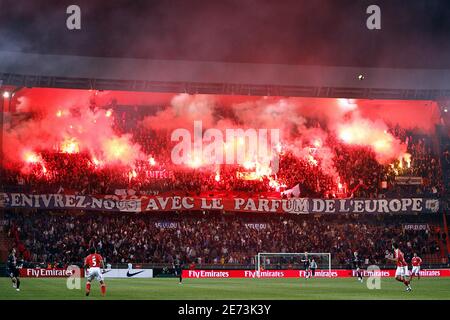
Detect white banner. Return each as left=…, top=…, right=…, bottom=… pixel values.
left=403, top=223, right=429, bottom=231
left=155, top=221, right=179, bottom=229
left=85, top=268, right=153, bottom=278
left=244, top=223, right=267, bottom=230
left=394, top=176, right=423, bottom=185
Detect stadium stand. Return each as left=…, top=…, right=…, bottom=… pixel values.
left=3, top=209, right=447, bottom=268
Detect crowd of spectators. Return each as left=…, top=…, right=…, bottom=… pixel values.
left=1, top=108, right=444, bottom=199
left=440, top=135, right=450, bottom=209
left=5, top=210, right=445, bottom=268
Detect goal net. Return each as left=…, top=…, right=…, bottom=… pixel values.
left=256, top=253, right=331, bottom=277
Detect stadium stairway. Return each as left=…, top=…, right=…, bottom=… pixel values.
left=423, top=253, right=442, bottom=265
left=0, top=229, right=13, bottom=262
left=443, top=214, right=450, bottom=260
left=431, top=221, right=448, bottom=264
left=437, top=239, right=448, bottom=263
left=418, top=220, right=448, bottom=265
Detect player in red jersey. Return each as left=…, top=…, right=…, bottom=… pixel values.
left=387, top=243, right=412, bottom=292
left=411, top=252, right=423, bottom=280
left=84, top=247, right=106, bottom=297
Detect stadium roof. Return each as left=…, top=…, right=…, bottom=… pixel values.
left=1, top=51, right=450, bottom=100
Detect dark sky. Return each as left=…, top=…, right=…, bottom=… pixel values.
left=1, top=0, right=450, bottom=68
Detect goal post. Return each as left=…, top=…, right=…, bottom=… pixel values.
left=256, top=252, right=332, bottom=277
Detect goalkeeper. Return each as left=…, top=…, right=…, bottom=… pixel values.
left=301, top=252, right=311, bottom=279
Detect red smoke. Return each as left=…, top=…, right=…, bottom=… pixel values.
left=4, top=89, right=146, bottom=169
left=336, top=116, right=407, bottom=163
left=2, top=88, right=439, bottom=187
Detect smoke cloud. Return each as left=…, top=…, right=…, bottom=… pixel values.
left=2, top=88, right=439, bottom=183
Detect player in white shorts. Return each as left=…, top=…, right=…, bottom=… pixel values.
left=84, top=248, right=107, bottom=296
left=411, top=253, right=422, bottom=280
left=387, top=243, right=412, bottom=292
left=395, top=265, right=409, bottom=277
left=87, top=266, right=104, bottom=282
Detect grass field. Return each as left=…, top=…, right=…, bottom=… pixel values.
left=1, top=277, right=450, bottom=300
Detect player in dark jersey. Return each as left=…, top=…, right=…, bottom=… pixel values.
left=174, top=258, right=183, bottom=284
left=7, top=248, right=21, bottom=291
left=352, top=251, right=364, bottom=283
left=301, top=252, right=311, bottom=279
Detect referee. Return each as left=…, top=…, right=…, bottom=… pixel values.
left=7, top=248, right=21, bottom=291
left=309, top=258, right=318, bottom=278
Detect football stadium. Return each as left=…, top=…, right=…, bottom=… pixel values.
left=0, top=1, right=450, bottom=307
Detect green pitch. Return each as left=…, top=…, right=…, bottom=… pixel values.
left=1, top=277, right=450, bottom=300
